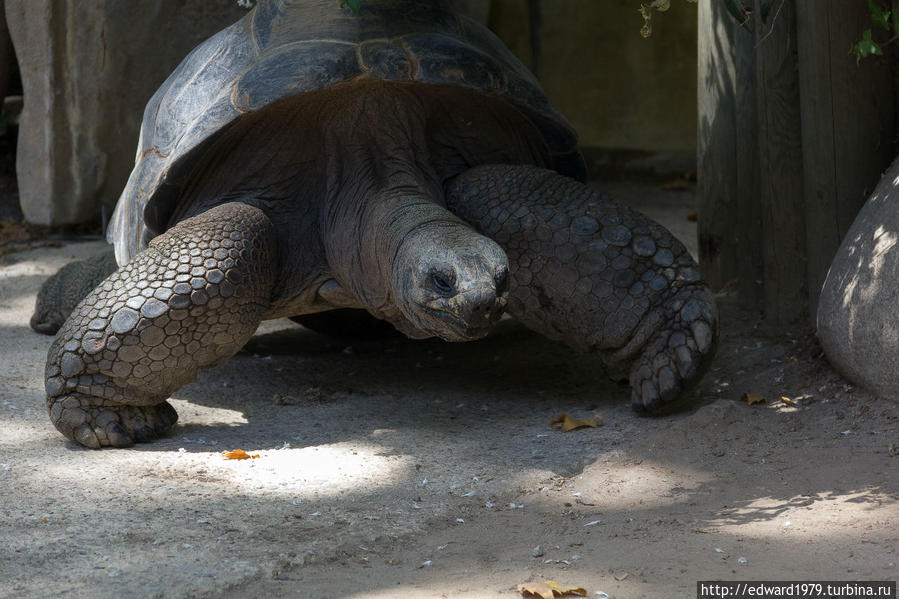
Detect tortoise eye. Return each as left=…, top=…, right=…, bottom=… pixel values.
left=430, top=271, right=455, bottom=295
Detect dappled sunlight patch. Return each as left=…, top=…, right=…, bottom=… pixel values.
left=871, top=224, right=897, bottom=262
left=0, top=258, right=58, bottom=279
left=570, top=460, right=714, bottom=510
left=707, top=490, right=897, bottom=540
left=838, top=223, right=899, bottom=345
left=206, top=441, right=411, bottom=497
left=33, top=439, right=410, bottom=500
left=168, top=398, right=248, bottom=427
left=510, top=457, right=714, bottom=512
left=0, top=419, right=57, bottom=445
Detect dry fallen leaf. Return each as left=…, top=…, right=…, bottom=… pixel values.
left=223, top=449, right=260, bottom=460
left=741, top=393, right=766, bottom=406
left=659, top=177, right=689, bottom=191
left=780, top=396, right=797, bottom=406
left=549, top=413, right=598, bottom=432
left=517, top=580, right=587, bottom=599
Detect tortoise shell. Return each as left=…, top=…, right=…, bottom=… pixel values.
left=107, top=0, right=584, bottom=264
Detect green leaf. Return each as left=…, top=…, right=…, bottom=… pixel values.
left=850, top=29, right=883, bottom=64
left=340, top=0, right=362, bottom=13
left=868, top=0, right=891, bottom=30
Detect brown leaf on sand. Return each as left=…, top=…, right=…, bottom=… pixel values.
left=223, top=449, right=260, bottom=460
left=549, top=413, right=598, bottom=432
left=741, top=393, right=766, bottom=406
left=518, top=580, right=587, bottom=599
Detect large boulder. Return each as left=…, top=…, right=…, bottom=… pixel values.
left=817, top=155, right=899, bottom=400
left=6, top=0, right=248, bottom=226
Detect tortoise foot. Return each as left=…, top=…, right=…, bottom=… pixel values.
left=629, top=288, right=717, bottom=414
left=49, top=394, right=178, bottom=448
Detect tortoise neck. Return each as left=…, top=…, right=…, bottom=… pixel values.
left=324, top=182, right=466, bottom=322
left=319, top=81, right=455, bottom=319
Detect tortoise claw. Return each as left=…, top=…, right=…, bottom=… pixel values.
left=50, top=394, right=177, bottom=449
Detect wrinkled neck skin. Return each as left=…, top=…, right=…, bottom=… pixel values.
left=320, top=85, right=507, bottom=338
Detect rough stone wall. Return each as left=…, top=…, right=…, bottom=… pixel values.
left=6, top=0, right=248, bottom=226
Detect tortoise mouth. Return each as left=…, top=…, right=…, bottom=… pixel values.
left=418, top=299, right=505, bottom=342
left=420, top=309, right=494, bottom=341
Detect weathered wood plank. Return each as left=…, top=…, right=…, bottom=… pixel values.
left=796, top=0, right=896, bottom=321
left=754, top=0, right=807, bottom=324
left=697, top=0, right=763, bottom=306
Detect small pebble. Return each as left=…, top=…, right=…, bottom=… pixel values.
left=532, top=545, right=545, bottom=558
left=737, top=556, right=748, bottom=565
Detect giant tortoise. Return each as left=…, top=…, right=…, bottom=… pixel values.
left=32, top=0, right=717, bottom=448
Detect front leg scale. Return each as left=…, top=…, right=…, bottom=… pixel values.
left=44, top=203, right=277, bottom=447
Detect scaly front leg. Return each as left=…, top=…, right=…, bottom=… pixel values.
left=45, top=203, right=277, bottom=447
left=446, top=165, right=717, bottom=413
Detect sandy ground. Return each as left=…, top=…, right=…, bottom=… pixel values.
left=0, top=181, right=897, bottom=599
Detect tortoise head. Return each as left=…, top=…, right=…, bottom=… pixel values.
left=392, top=223, right=509, bottom=342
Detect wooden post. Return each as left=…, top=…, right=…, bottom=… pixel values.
left=697, top=0, right=763, bottom=307
left=699, top=0, right=897, bottom=325
left=796, top=0, right=896, bottom=319
left=754, top=0, right=807, bottom=324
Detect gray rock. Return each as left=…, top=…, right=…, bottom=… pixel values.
left=5, top=0, right=248, bottom=226
left=817, top=155, right=899, bottom=400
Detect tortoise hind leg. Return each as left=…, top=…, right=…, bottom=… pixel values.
left=31, top=249, right=119, bottom=335
left=45, top=202, right=277, bottom=447
left=445, top=164, right=717, bottom=413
